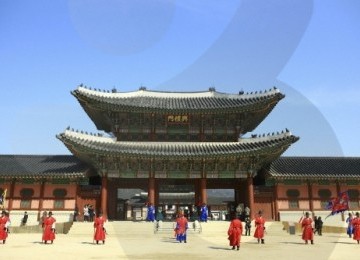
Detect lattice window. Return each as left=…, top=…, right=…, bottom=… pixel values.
left=318, top=189, right=332, bottom=200
left=288, top=200, right=299, bottom=209
left=54, top=200, right=64, bottom=209
left=20, top=200, right=31, bottom=209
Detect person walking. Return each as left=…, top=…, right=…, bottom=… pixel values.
left=351, top=212, right=360, bottom=244
left=200, top=203, right=208, bottom=222
left=254, top=210, right=265, bottom=244
left=174, top=212, right=188, bottom=243
left=0, top=210, right=10, bottom=244
left=227, top=213, right=243, bottom=250
left=42, top=211, right=56, bottom=244
left=93, top=212, right=106, bottom=244
left=245, top=216, right=251, bottom=236
left=301, top=212, right=314, bottom=244
left=317, top=216, right=323, bottom=236
left=346, top=212, right=354, bottom=238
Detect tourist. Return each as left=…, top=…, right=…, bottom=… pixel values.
left=83, top=204, right=89, bottom=222
left=21, top=211, right=28, bottom=226
left=301, top=212, right=314, bottom=244
left=42, top=211, right=56, bottom=244
left=254, top=210, right=266, bottom=244
left=93, top=211, right=106, bottom=244
left=245, top=216, right=251, bottom=236
left=346, top=212, right=354, bottom=238
left=313, top=216, right=318, bottom=234
left=317, top=216, right=323, bottom=236
left=227, top=213, right=243, bottom=250
left=174, top=211, right=188, bottom=243
left=351, top=212, right=360, bottom=244
left=0, top=210, right=10, bottom=244
left=200, top=203, right=208, bottom=222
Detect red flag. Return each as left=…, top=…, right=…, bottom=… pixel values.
left=325, top=191, right=349, bottom=218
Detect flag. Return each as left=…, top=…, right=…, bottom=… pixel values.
left=0, top=189, right=7, bottom=207
left=325, top=191, right=349, bottom=219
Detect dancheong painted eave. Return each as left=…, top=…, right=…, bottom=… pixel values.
left=56, top=129, right=299, bottom=159
left=71, top=85, right=285, bottom=113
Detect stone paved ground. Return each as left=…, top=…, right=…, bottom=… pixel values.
left=1, top=221, right=359, bottom=259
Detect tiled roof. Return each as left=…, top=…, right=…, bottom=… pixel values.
left=268, top=157, right=360, bottom=179
left=72, top=86, right=284, bottom=113
left=57, top=129, right=298, bottom=159
left=0, top=155, right=89, bottom=178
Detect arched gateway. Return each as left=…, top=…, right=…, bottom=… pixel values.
left=57, top=85, right=298, bottom=220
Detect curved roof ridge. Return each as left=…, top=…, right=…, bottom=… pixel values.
left=75, top=85, right=281, bottom=99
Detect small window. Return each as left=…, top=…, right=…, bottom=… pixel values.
left=349, top=200, right=359, bottom=209
left=54, top=200, right=64, bottom=209
left=318, top=189, right=332, bottom=199
left=320, top=201, right=329, bottom=209
left=288, top=200, right=299, bottom=209
left=20, top=200, right=31, bottom=209
left=20, top=188, right=34, bottom=198
left=286, top=189, right=300, bottom=198
left=53, top=188, right=67, bottom=198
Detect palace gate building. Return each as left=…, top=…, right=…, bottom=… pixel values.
left=57, top=85, right=299, bottom=220
left=1, top=85, right=359, bottom=224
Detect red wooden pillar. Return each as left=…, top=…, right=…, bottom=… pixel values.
left=200, top=178, right=207, bottom=204
left=273, top=182, right=279, bottom=221
left=38, top=180, right=46, bottom=219
left=7, top=179, right=16, bottom=211
left=247, top=174, right=254, bottom=219
left=307, top=180, right=314, bottom=215
left=101, top=176, right=108, bottom=218
left=194, top=180, right=200, bottom=206
left=148, top=177, right=155, bottom=205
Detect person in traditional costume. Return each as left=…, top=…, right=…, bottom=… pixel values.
left=351, top=212, right=360, bottom=244
left=0, top=210, right=10, bottom=244
left=146, top=203, right=155, bottom=222
left=346, top=212, right=354, bottom=238
left=174, top=212, right=188, bottom=243
left=253, top=210, right=265, bottom=244
left=200, top=203, right=208, bottom=222
left=227, top=213, right=243, bottom=250
left=93, top=212, right=106, bottom=244
left=301, top=212, right=314, bottom=244
left=42, top=211, right=56, bottom=244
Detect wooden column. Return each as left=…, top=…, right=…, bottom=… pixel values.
left=307, top=180, right=314, bottom=215
left=200, top=178, right=207, bottom=204
left=273, top=182, right=279, bottom=221
left=148, top=177, right=155, bottom=205
left=194, top=180, right=200, bottom=206
left=38, top=180, right=46, bottom=218
left=7, top=179, right=16, bottom=211
left=101, top=176, right=108, bottom=218
left=247, top=174, right=254, bottom=219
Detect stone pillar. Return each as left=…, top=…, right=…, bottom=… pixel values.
left=101, top=176, right=108, bottom=218
left=247, top=174, right=255, bottom=219
left=200, top=178, right=207, bottom=204
left=148, top=177, right=155, bottom=205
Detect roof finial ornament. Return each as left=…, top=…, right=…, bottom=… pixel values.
left=239, top=90, right=244, bottom=95
left=139, top=86, right=147, bottom=91
left=112, top=87, right=117, bottom=93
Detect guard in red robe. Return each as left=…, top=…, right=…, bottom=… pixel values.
left=253, top=210, right=265, bottom=244
left=228, top=214, right=243, bottom=250
left=301, top=212, right=314, bottom=244
left=0, top=210, right=10, bottom=244
left=42, top=211, right=56, bottom=244
left=351, top=212, right=360, bottom=244
left=175, top=212, right=188, bottom=243
left=93, top=212, right=106, bottom=244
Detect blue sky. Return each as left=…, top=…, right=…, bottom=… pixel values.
left=0, top=0, right=359, bottom=156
